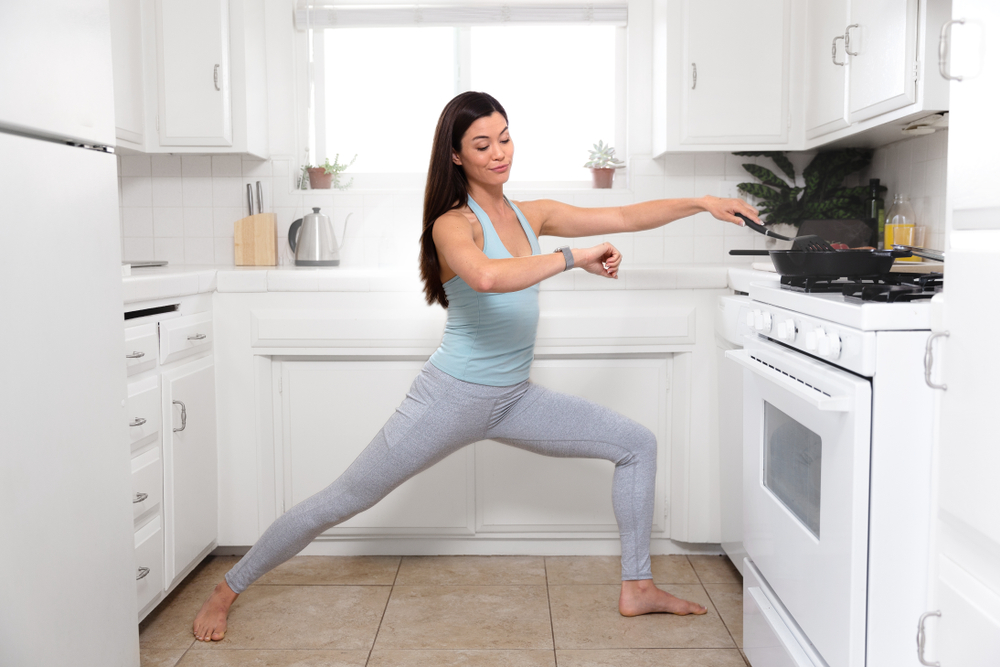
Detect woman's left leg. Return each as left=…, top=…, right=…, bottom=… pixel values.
left=485, top=383, right=706, bottom=616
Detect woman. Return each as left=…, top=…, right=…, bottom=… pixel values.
left=193, top=91, right=759, bottom=642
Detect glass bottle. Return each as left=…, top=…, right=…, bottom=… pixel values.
left=866, top=179, right=885, bottom=248
left=885, top=194, right=917, bottom=260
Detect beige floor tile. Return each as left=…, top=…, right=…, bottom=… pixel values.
left=189, top=585, right=390, bottom=650
left=688, top=556, right=741, bottom=584
left=705, top=584, right=743, bottom=648
left=375, top=585, right=553, bottom=650
left=545, top=556, right=622, bottom=584
left=548, top=585, right=735, bottom=650
left=140, top=648, right=187, bottom=667
left=368, top=650, right=557, bottom=666
left=255, top=556, right=400, bottom=586
left=176, top=649, right=368, bottom=666
left=652, top=556, right=701, bottom=584
left=397, top=556, right=546, bottom=586
left=556, top=648, right=748, bottom=666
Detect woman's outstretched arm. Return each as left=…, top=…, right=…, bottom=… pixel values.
left=432, top=209, right=621, bottom=294
left=517, top=195, right=760, bottom=239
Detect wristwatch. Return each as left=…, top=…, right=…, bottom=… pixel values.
left=555, top=246, right=573, bottom=271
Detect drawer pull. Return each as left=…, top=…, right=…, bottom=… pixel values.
left=129, top=417, right=147, bottom=427
left=187, top=333, right=207, bottom=341
left=136, top=566, right=150, bottom=581
left=173, top=400, right=187, bottom=432
left=133, top=492, right=148, bottom=504
left=126, top=351, right=145, bottom=359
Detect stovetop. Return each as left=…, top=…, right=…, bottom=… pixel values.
left=749, top=273, right=942, bottom=332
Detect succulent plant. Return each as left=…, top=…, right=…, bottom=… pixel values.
left=734, top=149, right=880, bottom=227
left=584, top=140, right=624, bottom=169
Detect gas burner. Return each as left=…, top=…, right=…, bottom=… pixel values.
left=780, top=272, right=944, bottom=298
left=842, top=283, right=941, bottom=303
left=780, top=274, right=888, bottom=293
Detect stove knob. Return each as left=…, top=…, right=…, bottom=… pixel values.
left=746, top=311, right=755, bottom=328
left=761, top=312, right=772, bottom=333
left=805, top=329, right=818, bottom=351
left=784, top=319, right=797, bottom=342
left=776, top=321, right=788, bottom=339
left=753, top=310, right=763, bottom=331
left=828, top=333, right=842, bottom=358
left=818, top=332, right=831, bottom=356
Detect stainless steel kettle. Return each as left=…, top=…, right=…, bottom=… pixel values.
left=288, top=207, right=340, bottom=266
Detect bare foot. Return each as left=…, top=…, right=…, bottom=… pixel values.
left=192, top=580, right=239, bottom=642
left=619, top=579, right=707, bottom=616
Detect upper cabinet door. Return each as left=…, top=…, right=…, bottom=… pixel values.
left=680, top=0, right=790, bottom=144
left=847, top=0, right=919, bottom=123
left=805, top=0, right=851, bottom=138
left=110, top=0, right=146, bottom=145
left=0, top=0, right=116, bottom=146
left=155, top=0, right=233, bottom=146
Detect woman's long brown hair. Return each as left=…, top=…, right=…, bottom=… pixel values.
left=420, top=92, right=507, bottom=308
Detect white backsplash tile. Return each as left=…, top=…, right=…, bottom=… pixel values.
left=184, top=237, right=216, bottom=264
left=122, top=207, right=153, bottom=237
left=120, top=177, right=152, bottom=207
left=183, top=207, right=214, bottom=237
left=151, top=176, right=183, bottom=207
left=151, top=154, right=182, bottom=177
left=153, top=207, right=184, bottom=238
left=181, top=155, right=212, bottom=177
left=182, top=177, right=213, bottom=207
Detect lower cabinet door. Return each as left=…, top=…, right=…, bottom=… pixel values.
left=135, top=515, right=164, bottom=615
left=162, top=356, right=217, bottom=586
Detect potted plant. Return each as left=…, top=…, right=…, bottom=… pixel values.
left=584, top=140, right=624, bottom=189
left=734, top=149, right=882, bottom=247
left=305, top=154, right=357, bottom=190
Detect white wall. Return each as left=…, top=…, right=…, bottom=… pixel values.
left=117, top=0, right=948, bottom=267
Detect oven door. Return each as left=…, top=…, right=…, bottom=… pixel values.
left=727, top=336, right=871, bottom=667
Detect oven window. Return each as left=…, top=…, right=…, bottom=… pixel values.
left=763, top=402, right=822, bottom=537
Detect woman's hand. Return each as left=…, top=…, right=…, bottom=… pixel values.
left=700, top=195, right=761, bottom=226
left=575, top=242, right=621, bottom=279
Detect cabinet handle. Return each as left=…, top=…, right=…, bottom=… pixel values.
left=214, top=64, right=220, bottom=91
left=172, top=400, right=187, bottom=432
left=136, top=566, right=150, bottom=581
left=691, top=63, right=697, bottom=89
left=831, top=35, right=846, bottom=66
left=924, top=331, right=949, bottom=390
left=126, top=351, right=145, bottom=359
left=844, top=23, right=859, bottom=56
left=133, top=492, right=148, bottom=504
left=917, top=610, right=941, bottom=666
left=187, top=333, right=207, bottom=341
left=938, top=19, right=965, bottom=81
left=129, top=417, right=147, bottom=427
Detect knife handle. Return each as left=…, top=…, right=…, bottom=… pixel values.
left=246, top=184, right=254, bottom=216
left=256, top=181, right=264, bottom=213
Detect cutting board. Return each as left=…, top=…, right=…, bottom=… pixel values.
left=234, top=213, right=277, bottom=266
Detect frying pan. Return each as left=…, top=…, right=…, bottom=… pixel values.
left=729, top=248, right=912, bottom=276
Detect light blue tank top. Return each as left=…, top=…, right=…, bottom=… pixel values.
left=429, top=196, right=541, bottom=386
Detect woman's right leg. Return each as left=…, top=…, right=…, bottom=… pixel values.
left=193, top=364, right=497, bottom=641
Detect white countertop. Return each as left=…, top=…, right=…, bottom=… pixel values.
left=122, top=264, right=752, bottom=304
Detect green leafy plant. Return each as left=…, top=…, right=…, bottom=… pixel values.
left=584, top=140, right=624, bottom=169
left=734, top=149, right=880, bottom=227
left=303, top=154, right=357, bottom=190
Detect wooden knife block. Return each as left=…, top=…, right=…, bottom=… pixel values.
left=234, top=213, right=277, bottom=266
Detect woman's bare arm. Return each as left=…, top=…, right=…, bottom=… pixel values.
left=516, top=196, right=760, bottom=239
left=432, top=210, right=620, bottom=293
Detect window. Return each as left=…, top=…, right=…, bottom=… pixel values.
left=300, top=4, right=626, bottom=185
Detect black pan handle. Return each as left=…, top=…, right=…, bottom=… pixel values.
left=736, top=213, right=792, bottom=241
left=729, top=249, right=770, bottom=256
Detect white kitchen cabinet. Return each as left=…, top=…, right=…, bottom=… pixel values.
left=274, top=360, right=473, bottom=535
left=476, top=358, right=669, bottom=535
left=162, top=355, right=218, bottom=587
left=109, top=0, right=146, bottom=148
left=653, top=0, right=792, bottom=153
left=805, top=0, right=951, bottom=142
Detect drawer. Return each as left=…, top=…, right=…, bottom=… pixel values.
left=124, top=323, right=158, bottom=376
left=126, top=376, right=161, bottom=447
left=743, top=559, right=822, bottom=667
left=134, top=515, right=164, bottom=614
left=159, top=312, right=212, bottom=365
left=131, top=446, right=162, bottom=521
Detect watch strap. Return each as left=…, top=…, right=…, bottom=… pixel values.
left=555, top=246, right=573, bottom=271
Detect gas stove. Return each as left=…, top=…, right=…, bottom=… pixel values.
left=780, top=273, right=943, bottom=302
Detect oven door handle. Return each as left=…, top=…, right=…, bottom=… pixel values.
left=726, top=349, right=853, bottom=412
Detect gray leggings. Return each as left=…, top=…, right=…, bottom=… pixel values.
left=225, top=362, right=657, bottom=593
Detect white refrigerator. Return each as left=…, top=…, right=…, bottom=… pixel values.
left=0, top=1, right=141, bottom=665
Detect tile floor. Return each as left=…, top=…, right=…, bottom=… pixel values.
left=139, top=554, right=745, bottom=667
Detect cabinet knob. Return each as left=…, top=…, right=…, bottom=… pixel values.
left=136, top=566, right=151, bottom=581
left=133, top=492, right=148, bottom=504
left=844, top=23, right=860, bottom=56
left=129, top=417, right=147, bottom=427
left=214, top=64, right=220, bottom=91
left=173, top=400, right=187, bottom=432
left=831, top=35, right=846, bottom=66
left=126, top=351, right=145, bottom=359
left=187, top=333, right=207, bottom=341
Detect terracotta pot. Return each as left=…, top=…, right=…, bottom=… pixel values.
left=591, top=167, right=615, bottom=189
left=307, top=167, right=332, bottom=189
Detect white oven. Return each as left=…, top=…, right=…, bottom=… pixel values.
left=726, top=275, right=940, bottom=667
left=729, top=336, right=871, bottom=667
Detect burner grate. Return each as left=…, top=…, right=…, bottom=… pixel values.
left=780, top=272, right=944, bottom=301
